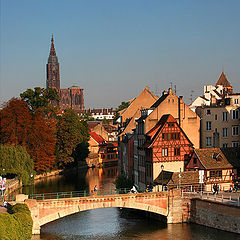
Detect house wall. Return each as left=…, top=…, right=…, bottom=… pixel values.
left=153, top=161, right=184, bottom=180
left=205, top=169, right=233, bottom=192
left=88, top=138, right=99, bottom=154
left=197, top=105, right=240, bottom=148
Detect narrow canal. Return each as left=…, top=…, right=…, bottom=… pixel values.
left=24, top=167, right=240, bottom=240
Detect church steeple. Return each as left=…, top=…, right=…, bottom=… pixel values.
left=50, top=35, right=56, bottom=56
left=46, top=35, right=60, bottom=91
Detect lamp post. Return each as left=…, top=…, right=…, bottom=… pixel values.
left=30, top=173, right=34, bottom=196
left=161, top=165, right=164, bottom=191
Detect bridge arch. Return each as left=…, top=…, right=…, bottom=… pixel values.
left=25, top=190, right=183, bottom=235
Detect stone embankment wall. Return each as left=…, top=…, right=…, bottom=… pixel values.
left=190, top=198, right=240, bottom=234
left=34, top=170, right=62, bottom=180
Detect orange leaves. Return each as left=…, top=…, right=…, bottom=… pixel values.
left=0, top=98, right=57, bottom=173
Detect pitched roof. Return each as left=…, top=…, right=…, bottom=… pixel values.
left=145, top=114, right=193, bottom=148
left=89, top=132, right=106, bottom=144
left=154, top=170, right=199, bottom=186
left=216, top=72, right=232, bottom=88
left=195, top=148, right=233, bottom=169
left=150, top=93, right=169, bottom=108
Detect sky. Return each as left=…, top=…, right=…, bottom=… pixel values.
left=1, top=0, right=240, bottom=109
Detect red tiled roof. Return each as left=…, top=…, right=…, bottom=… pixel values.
left=89, top=132, right=106, bottom=144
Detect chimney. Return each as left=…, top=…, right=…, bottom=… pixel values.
left=169, top=88, right=172, bottom=94
left=162, top=90, right=168, bottom=95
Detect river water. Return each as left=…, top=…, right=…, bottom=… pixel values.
left=25, top=167, right=240, bottom=240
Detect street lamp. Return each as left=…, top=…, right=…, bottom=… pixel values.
left=30, top=173, right=34, bottom=196
left=161, top=165, right=164, bottom=191
left=179, top=168, right=182, bottom=190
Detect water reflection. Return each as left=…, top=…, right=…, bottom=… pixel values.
left=35, top=208, right=240, bottom=240
left=23, top=166, right=118, bottom=195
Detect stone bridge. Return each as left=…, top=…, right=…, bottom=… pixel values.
left=23, top=189, right=187, bottom=234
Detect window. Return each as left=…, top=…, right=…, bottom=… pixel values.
left=234, top=99, right=239, bottom=104
left=162, top=148, right=168, bottom=157
left=215, top=114, right=218, bottom=120
left=170, top=132, right=180, bottom=140
left=206, top=109, right=211, bottom=115
left=232, top=126, right=239, bottom=136
left=222, top=143, right=228, bottom=148
left=193, top=158, right=197, bottom=164
left=210, top=170, right=222, bottom=179
left=206, top=137, right=212, bottom=147
left=222, top=128, right=228, bottom=138
left=174, top=147, right=180, bottom=156
left=206, top=121, right=212, bottom=131
left=232, top=109, right=239, bottom=120
left=222, top=112, right=228, bottom=121
left=232, top=141, right=239, bottom=147
left=162, top=133, right=171, bottom=141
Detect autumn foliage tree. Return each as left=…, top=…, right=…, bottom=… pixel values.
left=0, top=98, right=56, bottom=173
left=27, top=110, right=56, bottom=172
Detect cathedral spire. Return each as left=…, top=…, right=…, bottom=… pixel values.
left=50, top=35, right=56, bottom=56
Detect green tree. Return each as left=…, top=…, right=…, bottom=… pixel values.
left=114, top=101, right=129, bottom=122
left=0, top=145, right=34, bottom=185
left=20, top=87, right=59, bottom=111
left=55, top=109, right=89, bottom=167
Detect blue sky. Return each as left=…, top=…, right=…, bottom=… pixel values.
left=1, top=0, right=240, bottom=108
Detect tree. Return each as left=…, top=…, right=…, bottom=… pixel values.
left=0, top=98, right=32, bottom=146
left=0, top=98, right=57, bottom=173
left=55, top=109, right=89, bottom=167
left=114, top=101, right=129, bottom=122
left=27, top=110, right=56, bottom=172
left=20, top=87, right=59, bottom=111
left=0, top=145, right=34, bottom=185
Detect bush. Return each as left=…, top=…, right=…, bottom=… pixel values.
left=114, top=175, right=134, bottom=189
left=0, top=203, right=33, bottom=240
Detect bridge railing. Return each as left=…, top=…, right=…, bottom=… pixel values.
left=183, top=191, right=240, bottom=207
left=28, top=188, right=133, bottom=200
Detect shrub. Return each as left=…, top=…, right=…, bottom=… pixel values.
left=0, top=203, right=33, bottom=240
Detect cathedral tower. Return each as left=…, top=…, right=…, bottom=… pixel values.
left=46, top=35, right=60, bottom=90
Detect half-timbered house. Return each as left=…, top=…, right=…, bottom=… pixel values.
left=138, top=114, right=194, bottom=188
left=185, top=148, right=240, bottom=191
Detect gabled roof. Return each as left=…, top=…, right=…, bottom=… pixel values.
left=150, top=93, right=169, bottom=108
left=194, top=148, right=233, bottom=169
left=145, top=114, right=193, bottom=148
left=89, top=132, right=106, bottom=144
left=216, top=72, right=232, bottom=88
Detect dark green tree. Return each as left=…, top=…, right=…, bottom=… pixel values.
left=20, top=87, right=59, bottom=111
left=55, top=109, right=89, bottom=167
left=114, top=101, right=129, bottom=122
left=0, top=145, right=34, bottom=185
